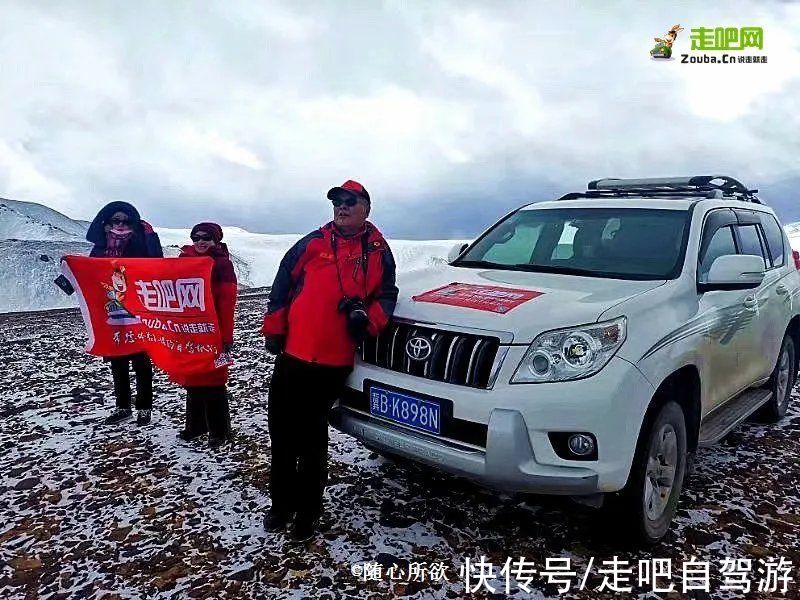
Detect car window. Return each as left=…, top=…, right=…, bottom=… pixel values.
left=760, top=214, right=786, bottom=268
left=737, top=224, right=767, bottom=268
left=483, top=223, right=542, bottom=263
left=551, top=223, right=578, bottom=259
left=456, top=208, right=689, bottom=280
left=699, top=226, right=737, bottom=278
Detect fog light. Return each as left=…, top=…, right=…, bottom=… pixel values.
left=568, top=434, right=595, bottom=456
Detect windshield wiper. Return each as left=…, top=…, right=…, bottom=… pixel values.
left=509, top=263, right=598, bottom=276
left=453, top=260, right=595, bottom=276
left=453, top=259, right=655, bottom=280
left=511, top=263, right=658, bottom=280
left=450, top=259, right=513, bottom=270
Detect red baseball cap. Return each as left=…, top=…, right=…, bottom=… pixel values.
left=327, top=179, right=371, bottom=204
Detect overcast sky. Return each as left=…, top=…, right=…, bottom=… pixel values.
left=1, top=0, right=799, bottom=239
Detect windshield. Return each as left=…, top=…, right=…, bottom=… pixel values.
left=454, top=207, right=689, bottom=280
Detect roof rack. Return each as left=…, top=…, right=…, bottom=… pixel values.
left=559, top=175, right=761, bottom=204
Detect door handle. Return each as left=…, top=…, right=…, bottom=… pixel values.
left=776, top=284, right=789, bottom=295
left=743, top=296, right=758, bottom=309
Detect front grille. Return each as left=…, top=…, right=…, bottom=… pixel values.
left=361, top=322, right=501, bottom=388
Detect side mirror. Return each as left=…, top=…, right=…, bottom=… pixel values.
left=698, top=254, right=765, bottom=293
left=447, top=243, right=468, bottom=263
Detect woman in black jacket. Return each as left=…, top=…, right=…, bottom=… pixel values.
left=86, top=201, right=163, bottom=426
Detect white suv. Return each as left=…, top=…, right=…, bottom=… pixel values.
left=330, top=176, right=800, bottom=543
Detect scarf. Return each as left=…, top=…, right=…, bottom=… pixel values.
left=105, top=228, right=134, bottom=257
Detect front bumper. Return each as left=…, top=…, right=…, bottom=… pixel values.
left=330, top=406, right=599, bottom=494
left=331, top=351, right=655, bottom=495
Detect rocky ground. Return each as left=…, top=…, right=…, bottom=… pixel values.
left=1, top=293, right=798, bottom=599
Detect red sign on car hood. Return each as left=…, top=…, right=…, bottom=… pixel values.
left=412, top=283, right=543, bottom=314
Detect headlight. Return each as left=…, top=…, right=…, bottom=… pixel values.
left=511, top=317, right=627, bottom=383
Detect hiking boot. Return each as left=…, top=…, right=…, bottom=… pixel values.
left=104, top=408, right=132, bottom=424
left=136, top=409, right=151, bottom=426
left=177, top=428, right=205, bottom=442
left=180, top=393, right=208, bottom=441
left=208, top=434, right=231, bottom=449
left=290, top=515, right=318, bottom=542
left=263, top=510, right=291, bottom=532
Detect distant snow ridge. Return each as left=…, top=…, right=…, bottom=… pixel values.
left=0, top=240, right=92, bottom=312
left=157, top=228, right=461, bottom=288
left=4, top=197, right=800, bottom=314
left=785, top=222, right=800, bottom=249
left=0, top=199, right=88, bottom=241
left=0, top=241, right=191, bottom=313
left=0, top=199, right=464, bottom=313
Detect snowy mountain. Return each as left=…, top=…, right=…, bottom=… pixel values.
left=0, top=240, right=258, bottom=313
left=0, top=200, right=463, bottom=313
left=784, top=222, right=800, bottom=248
left=7, top=197, right=797, bottom=314
left=0, top=199, right=88, bottom=241
left=156, top=227, right=458, bottom=289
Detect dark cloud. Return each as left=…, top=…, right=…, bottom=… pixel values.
left=0, top=1, right=798, bottom=238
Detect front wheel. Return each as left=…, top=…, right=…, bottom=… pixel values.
left=614, top=401, right=687, bottom=544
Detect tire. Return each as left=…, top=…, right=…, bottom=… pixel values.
left=757, top=335, right=795, bottom=423
left=614, top=401, right=687, bottom=544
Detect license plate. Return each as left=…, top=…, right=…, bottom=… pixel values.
left=369, top=386, right=441, bottom=435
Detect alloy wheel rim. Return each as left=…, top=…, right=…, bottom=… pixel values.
left=644, top=424, right=678, bottom=521
left=777, top=345, right=791, bottom=410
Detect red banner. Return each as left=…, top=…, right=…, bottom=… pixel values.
left=62, top=256, right=226, bottom=380
left=412, top=282, right=543, bottom=314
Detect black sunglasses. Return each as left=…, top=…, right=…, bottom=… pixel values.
left=109, top=217, right=129, bottom=226
left=191, top=233, right=213, bottom=242
left=331, top=194, right=360, bottom=208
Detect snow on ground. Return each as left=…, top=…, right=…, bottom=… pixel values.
left=1, top=295, right=798, bottom=599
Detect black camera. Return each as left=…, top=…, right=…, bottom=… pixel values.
left=54, top=274, right=75, bottom=296
left=338, top=297, right=370, bottom=345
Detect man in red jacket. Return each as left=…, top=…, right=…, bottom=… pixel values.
left=261, top=180, right=398, bottom=541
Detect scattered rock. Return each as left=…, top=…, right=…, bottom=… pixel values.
left=374, top=553, right=410, bottom=572
left=108, top=526, right=133, bottom=542
left=229, top=566, right=254, bottom=581
left=743, top=544, right=772, bottom=558
left=1, top=298, right=798, bottom=597
left=11, top=556, right=42, bottom=571
left=14, top=477, right=40, bottom=491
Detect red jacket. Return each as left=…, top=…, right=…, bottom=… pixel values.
left=175, top=243, right=237, bottom=387
left=261, top=221, right=398, bottom=367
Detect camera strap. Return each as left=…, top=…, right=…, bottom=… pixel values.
left=330, top=230, right=369, bottom=300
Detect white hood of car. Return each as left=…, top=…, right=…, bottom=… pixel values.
left=394, top=265, right=664, bottom=343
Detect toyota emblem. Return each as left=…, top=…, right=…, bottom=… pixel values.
left=406, top=336, right=433, bottom=361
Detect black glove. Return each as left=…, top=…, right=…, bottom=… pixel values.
left=346, top=307, right=371, bottom=345
left=264, top=335, right=285, bottom=355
